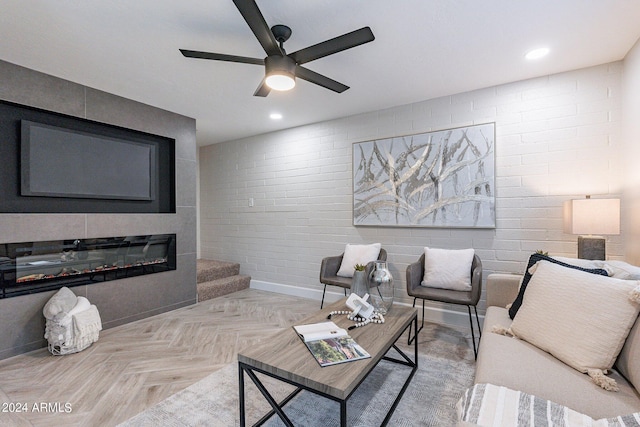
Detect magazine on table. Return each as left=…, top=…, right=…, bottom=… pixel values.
left=293, top=321, right=370, bottom=367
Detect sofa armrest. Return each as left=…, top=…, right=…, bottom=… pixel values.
left=486, top=273, right=521, bottom=308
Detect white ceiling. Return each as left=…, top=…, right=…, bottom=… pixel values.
left=2, top=1, right=640, bottom=146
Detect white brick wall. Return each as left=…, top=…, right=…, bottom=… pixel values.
left=199, top=62, right=624, bottom=322
left=623, top=38, right=640, bottom=264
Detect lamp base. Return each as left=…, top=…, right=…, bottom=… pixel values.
left=577, top=236, right=605, bottom=260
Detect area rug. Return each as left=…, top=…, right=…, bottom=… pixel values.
left=119, top=324, right=475, bottom=426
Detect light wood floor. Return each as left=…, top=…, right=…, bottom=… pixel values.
left=0, top=289, right=321, bottom=427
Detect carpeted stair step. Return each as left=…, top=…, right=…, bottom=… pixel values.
left=197, top=274, right=251, bottom=302
left=197, top=259, right=240, bottom=284
left=197, top=259, right=251, bottom=302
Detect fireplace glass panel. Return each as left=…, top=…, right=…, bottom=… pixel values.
left=0, top=234, right=176, bottom=298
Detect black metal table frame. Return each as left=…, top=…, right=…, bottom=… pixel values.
left=239, top=314, right=418, bottom=427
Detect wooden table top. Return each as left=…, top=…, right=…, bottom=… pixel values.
left=237, top=299, right=417, bottom=400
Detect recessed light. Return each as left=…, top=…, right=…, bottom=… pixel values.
left=525, top=47, right=550, bottom=60
left=270, top=113, right=283, bottom=120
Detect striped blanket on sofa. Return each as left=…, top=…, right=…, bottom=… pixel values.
left=458, top=383, right=640, bottom=426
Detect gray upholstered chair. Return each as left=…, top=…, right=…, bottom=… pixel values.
left=319, top=248, right=387, bottom=308
left=406, top=253, right=482, bottom=358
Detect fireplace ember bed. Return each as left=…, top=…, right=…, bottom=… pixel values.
left=0, top=234, right=176, bottom=298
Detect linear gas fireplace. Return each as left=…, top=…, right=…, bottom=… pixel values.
left=0, top=234, right=176, bottom=298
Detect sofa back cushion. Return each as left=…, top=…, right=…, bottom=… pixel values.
left=616, top=315, right=640, bottom=392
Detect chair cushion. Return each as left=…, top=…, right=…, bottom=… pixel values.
left=421, top=247, right=474, bottom=291
left=409, top=285, right=475, bottom=305
left=509, top=260, right=640, bottom=389
left=336, top=243, right=381, bottom=278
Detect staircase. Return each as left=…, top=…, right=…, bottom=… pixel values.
left=196, top=259, right=251, bottom=302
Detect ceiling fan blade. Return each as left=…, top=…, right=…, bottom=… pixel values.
left=253, top=78, right=271, bottom=97
left=180, top=49, right=264, bottom=65
left=295, top=65, right=349, bottom=93
left=290, top=27, right=374, bottom=65
left=232, top=0, right=283, bottom=56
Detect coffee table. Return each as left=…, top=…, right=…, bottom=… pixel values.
left=238, top=299, right=418, bottom=426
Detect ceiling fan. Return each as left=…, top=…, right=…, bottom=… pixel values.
left=180, top=0, right=375, bottom=97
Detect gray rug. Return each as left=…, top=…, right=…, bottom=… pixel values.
left=119, top=324, right=475, bottom=427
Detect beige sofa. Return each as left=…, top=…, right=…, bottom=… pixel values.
left=471, top=271, right=640, bottom=420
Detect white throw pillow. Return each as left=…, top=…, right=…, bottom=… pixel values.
left=552, top=256, right=606, bottom=270
left=550, top=257, right=640, bottom=280
left=336, top=243, right=381, bottom=278
left=510, top=260, right=640, bottom=390
left=421, top=247, right=475, bottom=291
left=603, top=260, right=640, bottom=280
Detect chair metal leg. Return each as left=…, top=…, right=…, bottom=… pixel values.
left=320, top=284, right=327, bottom=309
left=468, top=305, right=481, bottom=360
left=408, top=298, right=425, bottom=345
left=320, top=285, right=348, bottom=309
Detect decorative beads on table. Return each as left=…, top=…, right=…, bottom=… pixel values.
left=326, top=310, right=351, bottom=318
left=326, top=310, right=385, bottom=329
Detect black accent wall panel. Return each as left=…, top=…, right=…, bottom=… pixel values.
left=0, top=100, right=176, bottom=213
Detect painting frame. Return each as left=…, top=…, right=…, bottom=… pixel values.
left=352, top=123, right=495, bottom=228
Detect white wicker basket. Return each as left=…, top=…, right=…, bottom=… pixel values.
left=44, top=316, right=96, bottom=356
left=47, top=340, right=93, bottom=356
left=43, top=288, right=102, bottom=356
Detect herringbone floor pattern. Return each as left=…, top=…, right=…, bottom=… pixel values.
left=0, top=289, right=319, bottom=427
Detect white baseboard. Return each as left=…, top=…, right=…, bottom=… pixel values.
left=249, top=279, right=483, bottom=333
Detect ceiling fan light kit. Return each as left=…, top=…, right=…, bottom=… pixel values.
left=180, top=0, right=374, bottom=97
left=264, top=55, right=296, bottom=91
left=265, top=73, right=295, bottom=91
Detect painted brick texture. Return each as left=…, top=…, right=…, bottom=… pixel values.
left=199, top=62, right=624, bottom=314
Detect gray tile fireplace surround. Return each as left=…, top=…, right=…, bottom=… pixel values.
left=0, top=60, right=198, bottom=360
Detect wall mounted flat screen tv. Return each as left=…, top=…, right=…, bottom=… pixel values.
left=21, top=120, right=156, bottom=201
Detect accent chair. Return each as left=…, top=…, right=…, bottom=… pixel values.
left=319, top=248, right=387, bottom=308
left=406, top=252, right=482, bottom=358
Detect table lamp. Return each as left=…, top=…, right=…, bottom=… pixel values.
left=563, top=196, right=620, bottom=260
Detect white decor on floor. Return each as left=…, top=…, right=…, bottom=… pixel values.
left=43, top=287, right=102, bottom=355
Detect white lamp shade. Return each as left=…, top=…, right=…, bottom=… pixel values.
left=563, top=198, right=620, bottom=235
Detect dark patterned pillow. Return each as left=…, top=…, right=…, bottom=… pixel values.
left=508, top=253, right=609, bottom=319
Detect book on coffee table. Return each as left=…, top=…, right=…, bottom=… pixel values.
left=293, top=321, right=371, bottom=367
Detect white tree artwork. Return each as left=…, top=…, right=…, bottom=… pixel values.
left=353, top=123, right=495, bottom=228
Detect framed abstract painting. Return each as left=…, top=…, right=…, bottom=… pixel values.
left=353, top=123, right=495, bottom=228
